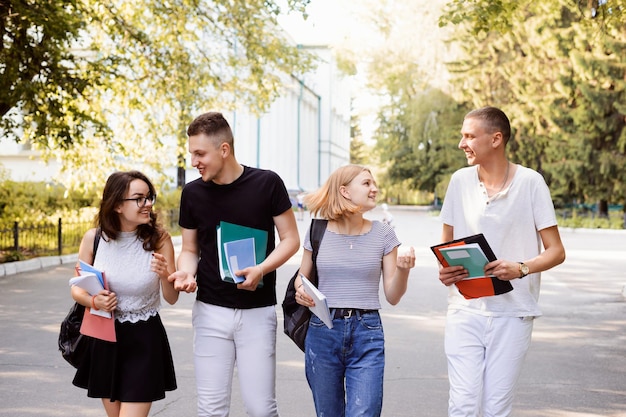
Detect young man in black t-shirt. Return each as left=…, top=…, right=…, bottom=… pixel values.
left=169, top=112, right=300, bottom=417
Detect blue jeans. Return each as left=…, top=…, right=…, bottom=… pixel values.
left=305, top=311, right=385, bottom=417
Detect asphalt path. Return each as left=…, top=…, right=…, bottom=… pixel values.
left=0, top=207, right=625, bottom=417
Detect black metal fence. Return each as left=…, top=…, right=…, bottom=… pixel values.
left=0, top=210, right=179, bottom=263
left=0, top=219, right=88, bottom=262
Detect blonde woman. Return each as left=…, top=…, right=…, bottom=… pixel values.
left=294, top=165, right=416, bottom=417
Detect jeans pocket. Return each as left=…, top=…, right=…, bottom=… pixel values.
left=359, top=313, right=382, bottom=330
left=309, top=314, right=327, bottom=328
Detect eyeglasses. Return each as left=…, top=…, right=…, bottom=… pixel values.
left=123, top=195, right=156, bottom=208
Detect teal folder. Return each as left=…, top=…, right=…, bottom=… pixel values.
left=437, top=243, right=491, bottom=278
left=217, top=221, right=268, bottom=287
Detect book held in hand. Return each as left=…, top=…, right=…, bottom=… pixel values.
left=69, top=272, right=111, bottom=319
left=71, top=260, right=116, bottom=342
left=217, top=221, right=268, bottom=287
left=300, top=275, right=333, bottom=329
left=430, top=233, right=513, bottom=299
left=437, top=243, right=492, bottom=279
left=224, top=237, right=257, bottom=284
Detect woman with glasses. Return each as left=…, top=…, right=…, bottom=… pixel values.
left=70, top=170, right=196, bottom=417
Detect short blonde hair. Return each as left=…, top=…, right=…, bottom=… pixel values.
left=304, top=165, right=373, bottom=220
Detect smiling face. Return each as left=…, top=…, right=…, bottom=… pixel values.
left=458, top=117, right=500, bottom=166
left=189, top=133, right=227, bottom=183
left=341, top=170, right=378, bottom=212
left=116, top=179, right=154, bottom=231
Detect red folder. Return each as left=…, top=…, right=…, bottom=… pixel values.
left=80, top=271, right=116, bottom=342
left=430, top=233, right=514, bottom=299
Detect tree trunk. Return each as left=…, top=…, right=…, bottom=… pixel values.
left=177, top=165, right=186, bottom=189
left=598, top=199, right=609, bottom=218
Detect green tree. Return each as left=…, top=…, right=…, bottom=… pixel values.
left=350, top=113, right=370, bottom=165
left=0, top=0, right=111, bottom=149
left=439, top=0, right=625, bottom=36
left=374, top=88, right=468, bottom=199
left=442, top=1, right=626, bottom=213
left=1, top=0, right=313, bottom=189
left=555, top=26, right=626, bottom=214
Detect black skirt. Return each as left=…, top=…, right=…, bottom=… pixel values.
left=73, top=313, right=177, bottom=402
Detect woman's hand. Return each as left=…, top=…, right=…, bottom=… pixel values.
left=151, top=252, right=170, bottom=279
left=397, top=246, right=416, bottom=271
left=295, top=277, right=314, bottom=307
left=92, top=290, right=117, bottom=312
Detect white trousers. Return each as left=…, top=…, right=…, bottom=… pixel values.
left=445, top=309, right=534, bottom=417
left=192, top=301, right=279, bottom=417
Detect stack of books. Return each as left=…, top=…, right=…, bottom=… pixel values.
left=430, top=233, right=513, bottom=299
left=217, top=221, right=268, bottom=287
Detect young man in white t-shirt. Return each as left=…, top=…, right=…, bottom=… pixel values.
left=438, top=106, right=566, bottom=417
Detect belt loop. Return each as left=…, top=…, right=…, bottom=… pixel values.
left=331, top=308, right=337, bottom=319
left=346, top=309, right=353, bottom=318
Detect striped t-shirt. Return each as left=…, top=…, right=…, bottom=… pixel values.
left=303, top=220, right=400, bottom=310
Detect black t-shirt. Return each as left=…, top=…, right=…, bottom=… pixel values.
left=178, top=166, right=292, bottom=308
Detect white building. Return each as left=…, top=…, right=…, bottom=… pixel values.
left=216, top=47, right=351, bottom=192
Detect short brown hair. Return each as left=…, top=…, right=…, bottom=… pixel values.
left=187, top=112, right=234, bottom=148
left=465, top=106, right=511, bottom=144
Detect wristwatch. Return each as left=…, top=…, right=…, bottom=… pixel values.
left=518, top=262, right=530, bottom=278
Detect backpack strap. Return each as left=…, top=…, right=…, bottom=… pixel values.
left=309, top=219, right=328, bottom=286
left=92, top=227, right=102, bottom=264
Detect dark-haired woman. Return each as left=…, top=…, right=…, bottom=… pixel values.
left=70, top=170, right=196, bottom=417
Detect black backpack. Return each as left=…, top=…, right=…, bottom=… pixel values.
left=58, top=228, right=101, bottom=368
left=281, top=219, right=327, bottom=352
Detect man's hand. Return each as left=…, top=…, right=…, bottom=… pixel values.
left=484, top=260, right=522, bottom=281
left=439, top=265, right=468, bottom=286
left=168, top=271, right=197, bottom=293
left=236, top=265, right=264, bottom=292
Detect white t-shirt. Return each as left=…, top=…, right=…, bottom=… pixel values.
left=439, top=164, right=558, bottom=317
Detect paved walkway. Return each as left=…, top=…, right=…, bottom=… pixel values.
left=1, top=207, right=625, bottom=416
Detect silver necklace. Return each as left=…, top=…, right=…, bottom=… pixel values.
left=338, top=220, right=365, bottom=249
left=481, top=162, right=510, bottom=196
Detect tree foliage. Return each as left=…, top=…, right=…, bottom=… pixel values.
left=439, top=0, right=625, bottom=36
left=0, top=0, right=111, bottom=149
left=350, top=0, right=625, bottom=212
left=1, top=0, right=314, bottom=189
left=441, top=0, right=626, bottom=211
left=339, top=0, right=464, bottom=199
left=374, top=88, right=468, bottom=199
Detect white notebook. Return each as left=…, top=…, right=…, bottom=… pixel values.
left=300, top=275, right=333, bottom=329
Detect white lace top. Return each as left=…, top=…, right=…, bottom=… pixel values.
left=93, top=231, right=161, bottom=323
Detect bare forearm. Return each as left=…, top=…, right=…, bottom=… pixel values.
left=524, top=246, right=566, bottom=275
left=385, top=268, right=410, bottom=305
left=161, top=277, right=179, bottom=304
left=258, top=235, right=300, bottom=275
left=177, top=250, right=199, bottom=277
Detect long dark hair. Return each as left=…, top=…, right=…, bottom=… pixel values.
left=96, top=171, right=164, bottom=251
